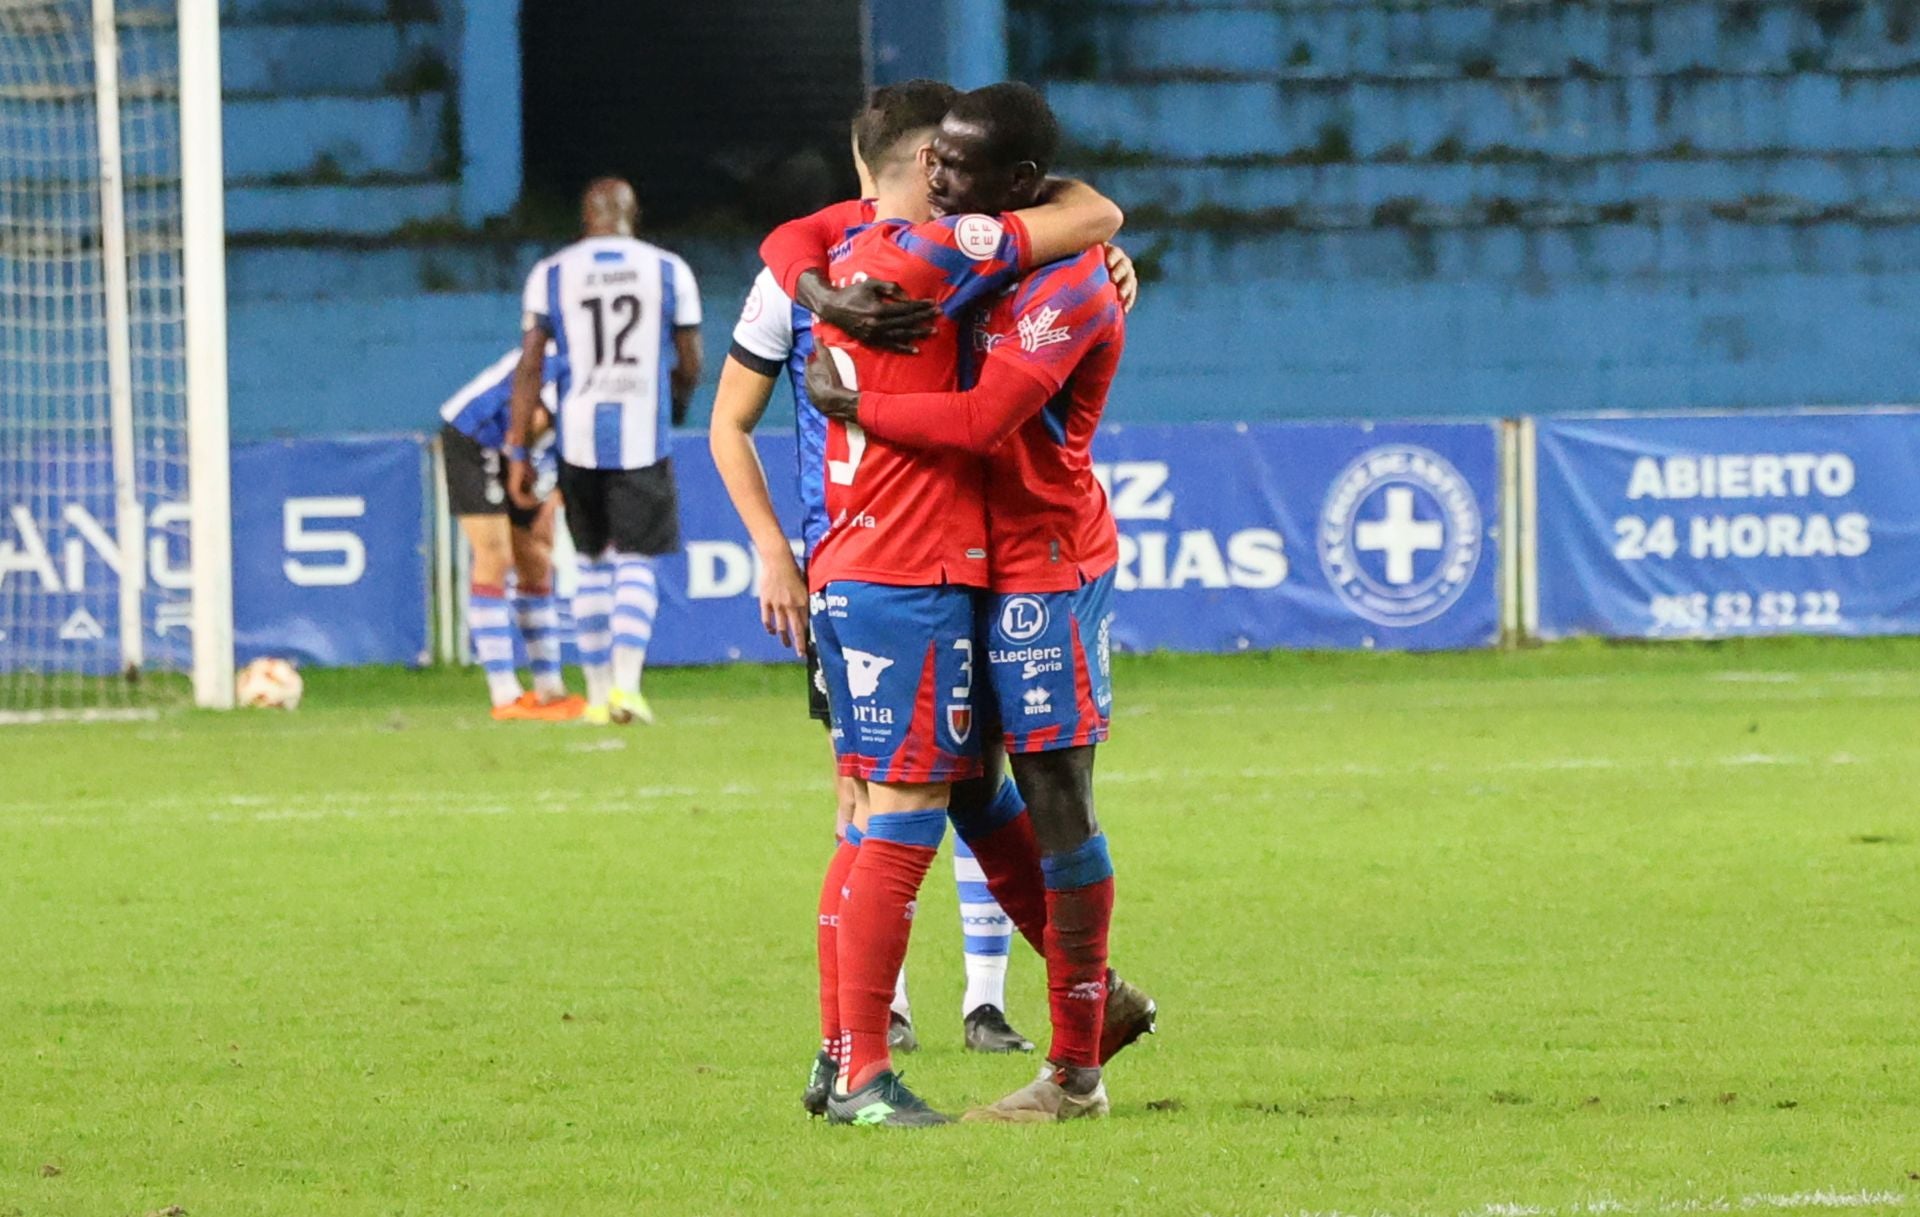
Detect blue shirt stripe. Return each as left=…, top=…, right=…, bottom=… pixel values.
left=546, top=263, right=572, bottom=421
left=656, top=255, right=679, bottom=464
left=786, top=303, right=831, bottom=559
left=593, top=402, right=622, bottom=467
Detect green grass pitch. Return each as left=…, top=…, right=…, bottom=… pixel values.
left=3, top=640, right=1918, bottom=1217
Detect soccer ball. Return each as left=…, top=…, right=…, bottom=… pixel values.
left=236, top=658, right=303, bottom=710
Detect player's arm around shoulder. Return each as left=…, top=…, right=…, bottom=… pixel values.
left=1012, top=178, right=1125, bottom=269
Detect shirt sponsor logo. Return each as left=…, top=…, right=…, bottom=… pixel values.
left=1017, top=305, right=1072, bottom=354
left=954, top=214, right=1006, bottom=261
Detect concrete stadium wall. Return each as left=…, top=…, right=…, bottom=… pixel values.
left=215, top=0, right=1920, bottom=438
left=225, top=218, right=1920, bottom=439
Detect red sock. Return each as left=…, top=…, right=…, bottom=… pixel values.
left=1044, top=877, right=1114, bottom=1069
left=816, top=839, right=859, bottom=1052
left=836, top=837, right=937, bottom=1091
left=963, top=812, right=1048, bottom=955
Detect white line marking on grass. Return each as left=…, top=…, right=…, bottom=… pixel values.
left=3, top=779, right=835, bottom=830
left=1097, top=751, right=1876, bottom=790
left=1279, top=1191, right=1908, bottom=1217
left=0, top=707, right=158, bottom=725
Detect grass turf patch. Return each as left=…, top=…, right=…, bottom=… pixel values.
left=2, top=639, right=1917, bottom=1216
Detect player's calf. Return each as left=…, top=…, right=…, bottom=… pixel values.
left=834, top=804, right=945, bottom=1094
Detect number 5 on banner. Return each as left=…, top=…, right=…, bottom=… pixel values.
left=283, top=496, right=367, bottom=587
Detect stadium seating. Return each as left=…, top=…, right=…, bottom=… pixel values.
left=1023, top=0, right=1920, bottom=420
left=219, top=0, right=1920, bottom=436
left=220, top=4, right=459, bottom=238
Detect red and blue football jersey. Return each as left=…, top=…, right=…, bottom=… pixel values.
left=808, top=212, right=1035, bottom=592
left=973, top=248, right=1126, bottom=592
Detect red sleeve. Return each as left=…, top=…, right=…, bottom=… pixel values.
left=855, top=358, right=1055, bottom=456
left=760, top=199, right=869, bottom=298
left=993, top=256, right=1123, bottom=396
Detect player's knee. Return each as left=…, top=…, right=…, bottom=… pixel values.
left=1010, top=749, right=1098, bottom=855
left=470, top=550, right=511, bottom=587
left=1040, top=832, right=1114, bottom=891
left=948, top=774, right=1025, bottom=844
left=511, top=540, right=553, bottom=590
left=867, top=780, right=948, bottom=816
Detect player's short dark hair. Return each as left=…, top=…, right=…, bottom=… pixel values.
left=852, top=79, right=958, bottom=173
left=946, top=82, right=1061, bottom=177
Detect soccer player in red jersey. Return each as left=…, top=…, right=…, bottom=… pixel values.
left=806, top=82, right=1138, bottom=1122
left=788, top=91, right=1124, bottom=1127
left=712, top=84, right=1042, bottom=1125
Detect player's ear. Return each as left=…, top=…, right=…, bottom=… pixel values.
left=1010, top=159, right=1042, bottom=198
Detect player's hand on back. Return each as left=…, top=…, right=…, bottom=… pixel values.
left=759, top=549, right=810, bottom=655
left=800, top=271, right=936, bottom=354
left=805, top=350, right=861, bottom=423
left=1104, top=243, right=1140, bottom=313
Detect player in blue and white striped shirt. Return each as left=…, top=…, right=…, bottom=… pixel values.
left=437, top=344, right=584, bottom=721
left=506, top=178, right=703, bottom=726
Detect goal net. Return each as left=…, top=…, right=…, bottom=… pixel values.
left=0, top=0, right=230, bottom=718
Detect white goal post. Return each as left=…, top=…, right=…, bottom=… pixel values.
left=0, top=0, right=232, bottom=715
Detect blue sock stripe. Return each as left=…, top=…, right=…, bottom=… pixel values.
left=864, top=809, right=947, bottom=849
left=948, top=776, right=1027, bottom=844
left=1041, top=833, right=1113, bottom=890
left=956, top=880, right=995, bottom=904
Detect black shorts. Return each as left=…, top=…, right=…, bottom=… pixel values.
left=442, top=424, right=541, bottom=529
left=805, top=637, right=831, bottom=725
left=556, top=458, right=682, bottom=558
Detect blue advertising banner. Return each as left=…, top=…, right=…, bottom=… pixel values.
left=233, top=436, right=431, bottom=666
left=1533, top=411, right=1920, bottom=639
left=0, top=434, right=430, bottom=674
left=651, top=419, right=1503, bottom=662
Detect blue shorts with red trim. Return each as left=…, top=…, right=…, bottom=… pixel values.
left=981, top=570, right=1115, bottom=754
left=811, top=580, right=984, bottom=783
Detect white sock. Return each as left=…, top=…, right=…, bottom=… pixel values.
left=612, top=555, right=659, bottom=697
left=469, top=584, right=523, bottom=708
left=891, top=968, right=911, bottom=1020
left=514, top=587, right=566, bottom=699
left=584, top=663, right=612, bottom=707
left=963, top=954, right=1010, bottom=1019
left=955, top=837, right=1013, bottom=1014
left=574, top=559, right=614, bottom=706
